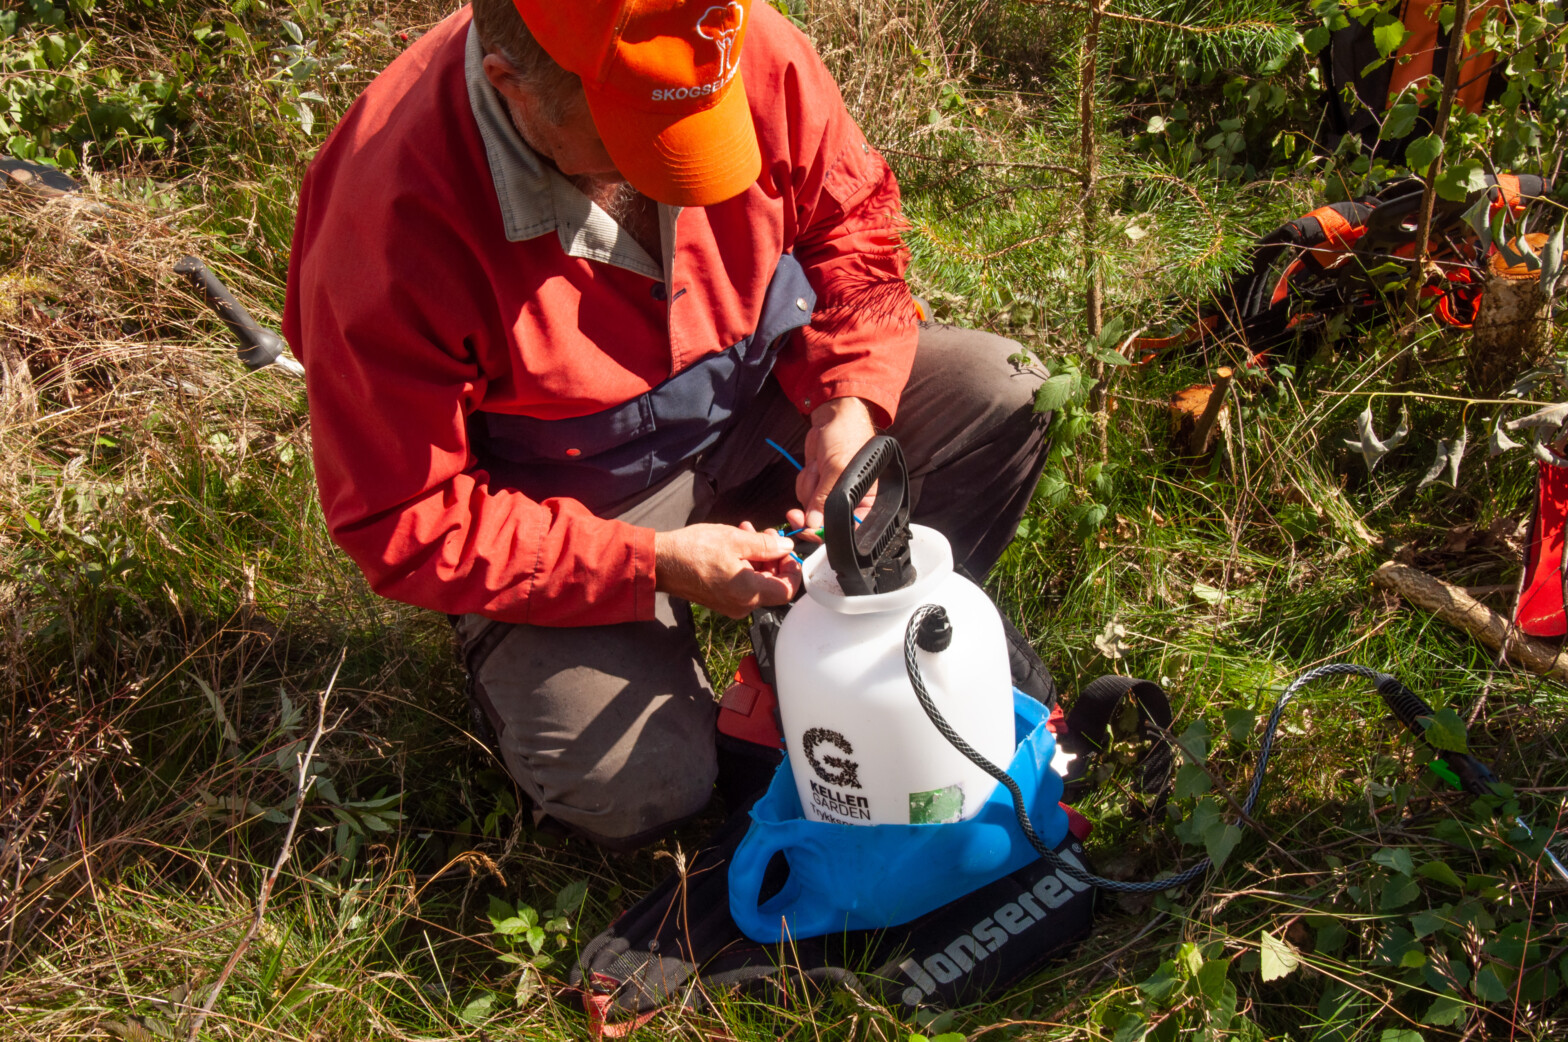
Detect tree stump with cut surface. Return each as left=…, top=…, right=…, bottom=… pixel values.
left=1465, top=232, right=1550, bottom=397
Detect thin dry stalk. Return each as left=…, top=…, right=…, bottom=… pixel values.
left=1399, top=0, right=1474, bottom=327
left=1079, top=0, right=1103, bottom=343
left=1080, top=0, right=1107, bottom=453
left=184, top=650, right=347, bottom=1041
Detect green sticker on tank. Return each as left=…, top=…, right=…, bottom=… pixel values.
left=909, top=784, right=963, bottom=824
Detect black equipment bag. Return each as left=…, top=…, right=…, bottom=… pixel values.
left=1132, top=173, right=1553, bottom=368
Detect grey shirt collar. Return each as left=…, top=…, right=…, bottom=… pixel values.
left=464, top=22, right=668, bottom=280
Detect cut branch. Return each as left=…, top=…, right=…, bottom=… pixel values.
left=185, top=651, right=347, bottom=1041
left=1372, top=563, right=1568, bottom=684
left=1190, top=367, right=1234, bottom=457
left=1168, top=367, right=1233, bottom=460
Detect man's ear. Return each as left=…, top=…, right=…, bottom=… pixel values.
left=481, top=51, right=528, bottom=107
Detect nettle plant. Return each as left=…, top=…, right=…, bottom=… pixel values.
left=463, top=881, right=589, bottom=1021
left=2, top=0, right=367, bottom=176
left=187, top=2, right=350, bottom=142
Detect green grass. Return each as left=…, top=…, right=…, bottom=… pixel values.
left=4, top=0, right=1568, bottom=1039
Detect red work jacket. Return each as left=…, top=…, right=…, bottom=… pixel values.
left=283, top=4, right=917, bottom=625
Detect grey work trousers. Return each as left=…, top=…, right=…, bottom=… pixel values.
left=453, top=323, right=1048, bottom=848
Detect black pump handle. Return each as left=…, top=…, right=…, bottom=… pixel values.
left=825, top=435, right=913, bottom=596
left=174, top=255, right=285, bottom=370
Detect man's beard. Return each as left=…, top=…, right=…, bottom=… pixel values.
left=502, top=96, right=659, bottom=255
left=573, top=175, right=660, bottom=260
left=572, top=176, right=641, bottom=224
left=503, top=97, right=637, bottom=214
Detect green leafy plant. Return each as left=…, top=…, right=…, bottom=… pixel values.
left=483, top=881, right=589, bottom=1010
left=1305, top=0, right=1567, bottom=207
left=0, top=16, right=181, bottom=170
left=1170, top=719, right=1247, bottom=869
left=1108, top=941, right=1264, bottom=1041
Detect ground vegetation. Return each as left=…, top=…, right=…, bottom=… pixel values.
left=2, top=0, right=1567, bottom=1039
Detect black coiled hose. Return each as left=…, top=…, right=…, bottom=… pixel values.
left=904, top=604, right=1437, bottom=894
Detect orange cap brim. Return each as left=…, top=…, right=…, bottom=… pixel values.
left=584, top=71, right=761, bottom=208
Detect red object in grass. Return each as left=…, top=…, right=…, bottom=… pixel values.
left=1516, top=458, right=1568, bottom=638
left=717, top=655, right=785, bottom=749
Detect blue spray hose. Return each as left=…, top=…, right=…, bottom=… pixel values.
left=764, top=438, right=861, bottom=559
left=903, top=605, right=1568, bottom=891
left=765, top=438, right=804, bottom=472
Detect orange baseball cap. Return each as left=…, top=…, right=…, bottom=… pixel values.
left=509, top=0, right=762, bottom=207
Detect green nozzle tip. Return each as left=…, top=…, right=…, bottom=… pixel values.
left=1428, top=759, right=1462, bottom=790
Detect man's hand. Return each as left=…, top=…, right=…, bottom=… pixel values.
left=655, top=522, right=800, bottom=618
left=787, top=397, right=878, bottom=535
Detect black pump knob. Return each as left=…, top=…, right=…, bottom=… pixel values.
left=916, top=607, right=952, bottom=652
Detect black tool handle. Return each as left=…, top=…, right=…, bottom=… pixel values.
left=1376, top=674, right=1499, bottom=797
left=825, top=435, right=913, bottom=596
left=174, top=255, right=285, bottom=370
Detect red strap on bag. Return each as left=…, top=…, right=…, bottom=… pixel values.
left=1387, top=0, right=1503, bottom=114
left=1305, top=206, right=1361, bottom=253
left=1386, top=0, right=1439, bottom=102
left=582, top=975, right=660, bottom=1038
left=1133, top=313, right=1218, bottom=364
left=1491, top=173, right=1524, bottom=216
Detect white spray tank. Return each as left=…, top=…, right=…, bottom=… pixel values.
left=773, top=436, right=1017, bottom=826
